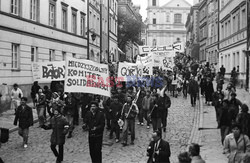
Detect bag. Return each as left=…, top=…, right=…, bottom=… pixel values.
left=0, top=128, right=9, bottom=143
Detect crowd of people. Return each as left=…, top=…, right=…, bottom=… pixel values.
left=2, top=61, right=250, bottom=163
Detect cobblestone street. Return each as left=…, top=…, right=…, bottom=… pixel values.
left=0, top=95, right=196, bottom=163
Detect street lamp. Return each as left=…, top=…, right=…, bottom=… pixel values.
left=87, top=28, right=97, bottom=60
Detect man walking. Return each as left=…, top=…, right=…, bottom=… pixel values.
left=147, top=130, right=171, bottom=163
left=85, top=101, right=105, bottom=163
left=121, top=95, right=139, bottom=146
left=14, top=97, right=33, bottom=148
left=142, top=90, right=152, bottom=129
left=189, top=76, right=199, bottom=107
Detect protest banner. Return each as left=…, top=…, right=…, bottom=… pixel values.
left=139, top=42, right=184, bottom=54
left=31, top=61, right=65, bottom=82
left=64, top=57, right=111, bottom=97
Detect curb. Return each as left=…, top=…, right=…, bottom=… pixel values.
left=198, top=94, right=204, bottom=130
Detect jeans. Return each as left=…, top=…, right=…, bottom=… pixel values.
left=122, top=119, right=135, bottom=143
left=190, top=93, right=197, bottom=105
left=110, top=120, right=120, bottom=139
left=89, top=135, right=103, bottom=163
left=18, top=127, right=29, bottom=144
left=139, top=109, right=150, bottom=126
left=161, top=109, right=168, bottom=128
left=51, top=144, right=64, bottom=162
left=37, top=106, right=45, bottom=126
left=152, top=118, right=162, bottom=131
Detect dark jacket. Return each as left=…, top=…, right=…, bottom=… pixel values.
left=121, top=102, right=138, bottom=119
left=43, top=114, right=69, bottom=145
left=36, top=93, right=46, bottom=107
left=150, top=98, right=164, bottom=119
left=219, top=106, right=231, bottom=127
left=63, top=96, right=76, bottom=116
left=189, top=79, right=199, bottom=94
left=85, top=110, right=105, bottom=137
left=31, top=84, right=40, bottom=99
left=147, top=139, right=171, bottom=163
left=110, top=102, right=123, bottom=121
left=14, top=104, right=33, bottom=129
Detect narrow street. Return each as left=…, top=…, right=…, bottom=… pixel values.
left=0, top=94, right=196, bottom=163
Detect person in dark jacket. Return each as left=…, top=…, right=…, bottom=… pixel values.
left=188, top=143, right=205, bottom=163
left=149, top=94, right=163, bottom=132
left=200, top=77, right=206, bottom=96
left=218, top=100, right=231, bottom=145
left=43, top=85, right=53, bottom=117
left=147, top=130, right=171, bottom=163
left=84, top=101, right=105, bottom=163
left=204, top=77, right=214, bottom=105
left=188, top=77, right=199, bottom=107
left=31, top=81, right=40, bottom=107
left=63, top=93, right=76, bottom=138
left=109, top=95, right=123, bottom=143
left=42, top=109, right=69, bottom=163
left=228, top=92, right=242, bottom=123
left=138, top=90, right=146, bottom=125
left=13, top=97, right=33, bottom=148
left=160, top=89, right=171, bottom=132
left=212, top=87, right=224, bottom=124
left=236, top=104, right=250, bottom=138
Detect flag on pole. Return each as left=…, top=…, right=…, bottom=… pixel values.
left=159, top=85, right=167, bottom=97
left=133, top=90, right=141, bottom=103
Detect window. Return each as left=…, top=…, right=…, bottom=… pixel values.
left=153, top=18, right=156, bottom=24
left=166, top=15, right=170, bottom=22
left=80, top=13, right=86, bottom=36
left=221, top=24, right=224, bottom=39
left=142, top=39, right=145, bottom=45
left=11, top=0, right=21, bottom=16
left=62, top=51, right=66, bottom=61
left=30, top=0, right=39, bottom=21
left=232, top=16, right=236, bottom=33
left=31, top=46, right=38, bottom=62
left=72, top=53, right=76, bottom=58
left=152, top=0, right=156, bottom=6
left=72, top=10, right=77, bottom=34
left=49, top=49, right=55, bottom=61
left=61, top=5, right=68, bottom=31
left=11, top=44, right=20, bottom=69
left=242, top=9, right=246, bottom=28
left=174, top=14, right=182, bottom=23
left=49, top=1, right=56, bottom=27
left=153, top=39, right=156, bottom=46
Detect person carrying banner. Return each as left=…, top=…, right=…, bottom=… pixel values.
left=121, top=95, right=139, bottom=146
left=13, top=97, right=33, bottom=148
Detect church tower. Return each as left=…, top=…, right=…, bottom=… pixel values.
left=148, top=0, right=159, bottom=7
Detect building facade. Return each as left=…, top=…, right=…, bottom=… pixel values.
left=219, top=0, right=247, bottom=84
left=185, top=2, right=200, bottom=60
left=109, top=0, right=118, bottom=62
left=145, top=0, right=191, bottom=47
left=199, top=0, right=208, bottom=64
left=0, top=0, right=87, bottom=109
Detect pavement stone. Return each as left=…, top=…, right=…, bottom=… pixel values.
left=0, top=93, right=197, bottom=163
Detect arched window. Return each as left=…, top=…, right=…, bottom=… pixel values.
left=174, top=13, right=182, bottom=23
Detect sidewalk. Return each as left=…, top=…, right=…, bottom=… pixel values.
left=0, top=103, right=38, bottom=133
left=199, top=81, right=250, bottom=163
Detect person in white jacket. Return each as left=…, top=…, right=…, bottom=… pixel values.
left=11, top=83, right=23, bottom=113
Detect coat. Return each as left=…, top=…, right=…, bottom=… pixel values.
left=147, top=139, right=171, bottom=163
left=14, top=104, right=33, bottom=129
left=85, top=110, right=105, bottom=137
left=224, top=133, right=250, bottom=163
left=43, top=115, right=69, bottom=145
left=189, top=80, right=199, bottom=95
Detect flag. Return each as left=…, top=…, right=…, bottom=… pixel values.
left=133, top=90, right=141, bottom=103
left=159, top=85, right=167, bottom=97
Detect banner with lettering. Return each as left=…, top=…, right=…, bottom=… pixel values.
left=64, top=57, right=110, bottom=97
left=31, top=61, right=65, bottom=82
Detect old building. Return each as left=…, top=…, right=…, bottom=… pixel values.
left=144, top=0, right=191, bottom=47
left=219, top=0, right=247, bottom=84
left=185, top=2, right=200, bottom=60
left=0, top=0, right=87, bottom=106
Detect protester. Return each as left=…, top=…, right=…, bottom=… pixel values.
left=178, top=152, right=191, bottom=163
left=236, top=104, right=250, bottom=138
left=13, top=97, right=33, bottom=148
left=11, top=83, right=23, bottom=113
left=204, top=77, right=214, bottom=105
left=142, top=90, right=153, bottom=129
left=137, top=89, right=145, bottom=125
left=220, top=65, right=226, bottom=77
left=42, top=109, right=69, bottom=163
left=188, top=143, right=205, bottom=163
left=121, top=95, right=139, bottom=146
left=109, top=95, right=123, bottom=143
left=31, top=81, right=41, bottom=108
left=228, top=92, right=242, bottom=123
left=43, top=85, right=53, bottom=117
left=224, top=123, right=250, bottom=163
left=212, top=87, right=224, bottom=124
left=188, top=76, right=199, bottom=107
left=36, top=88, right=46, bottom=127
left=147, top=130, right=171, bottom=163
left=160, top=89, right=171, bottom=132
left=63, top=93, right=76, bottom=138
left=84, top=101, right=105, bottom=163
left=149, top=94, right=163, bottom=132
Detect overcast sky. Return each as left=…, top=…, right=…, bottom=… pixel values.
left=132, top=0, right=194, bottom=21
